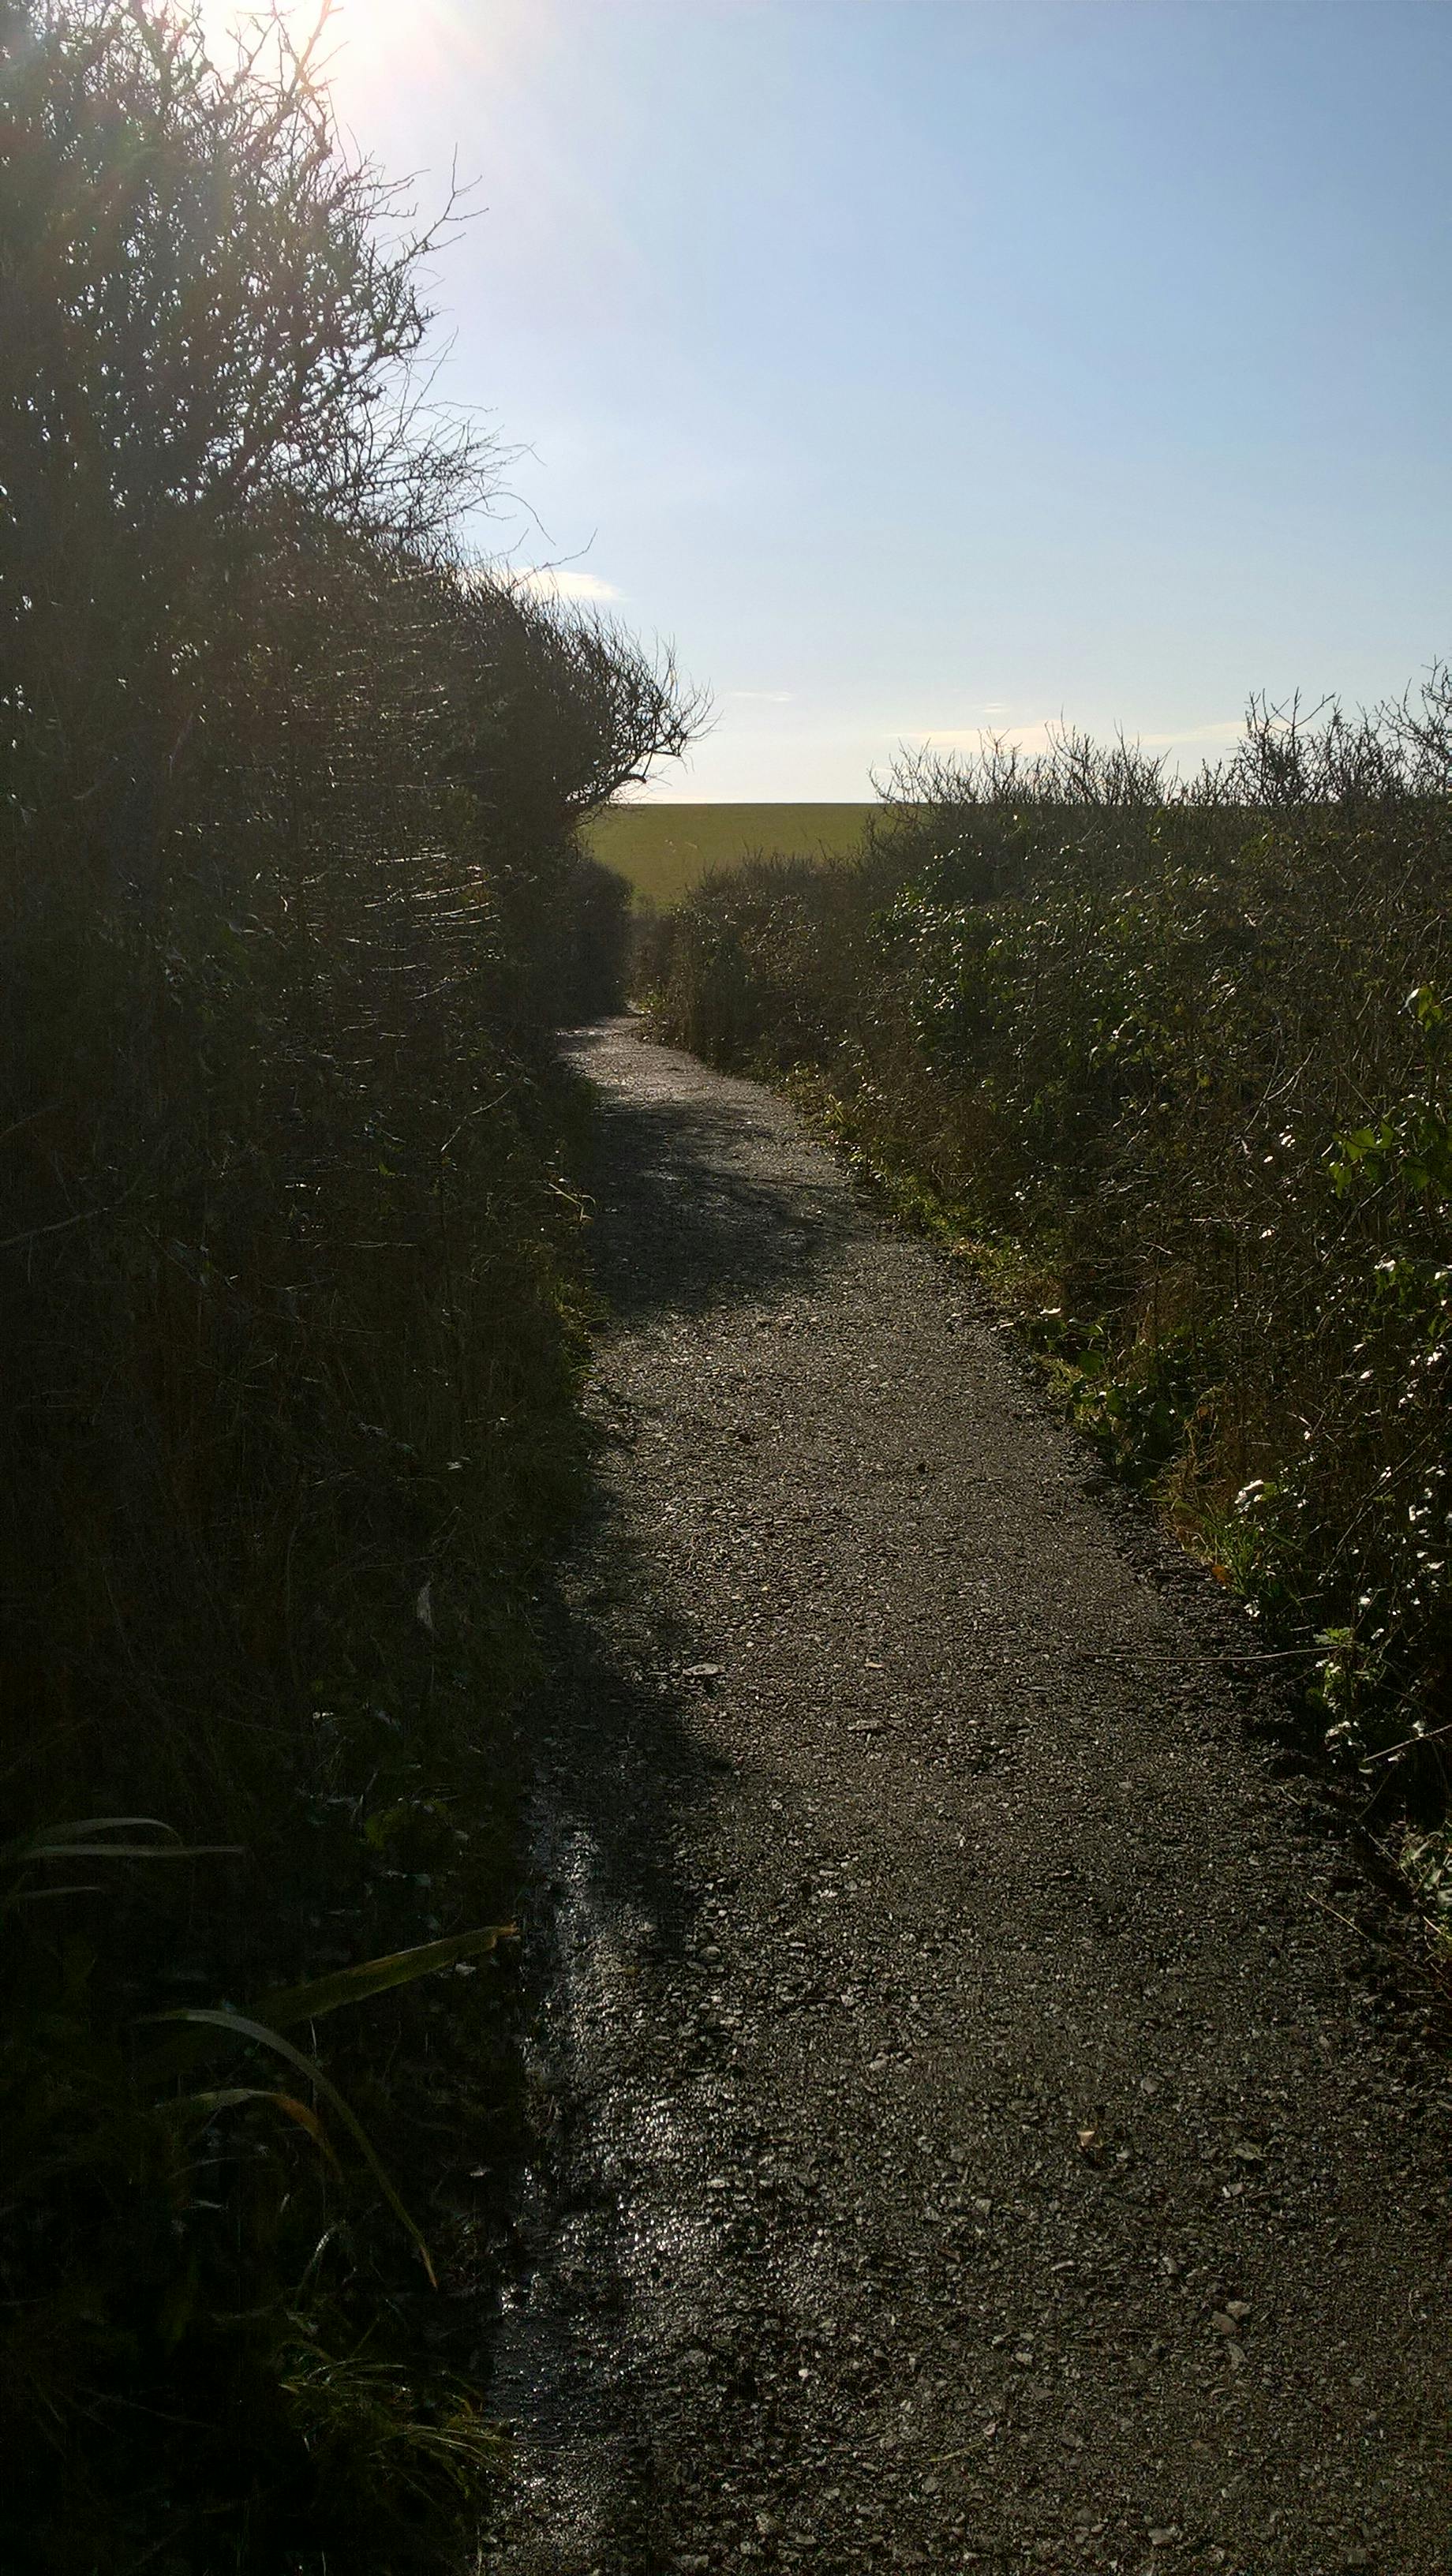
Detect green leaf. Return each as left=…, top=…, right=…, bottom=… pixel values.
left=17, top=1843, right=241, bottom=1863
left=2, top=1816, right=179, bottom=1866
left=3, top=1817, right=241, bottom=1870
left=13, top=1882, right=104, bottom=1903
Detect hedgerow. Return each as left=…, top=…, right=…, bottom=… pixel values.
left=645, top=691, right=1452, bottom=1898
left=0, top=4, right=692, bottom=2563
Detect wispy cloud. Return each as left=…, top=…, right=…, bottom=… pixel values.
left=727, top=689, right=793, bottom=704
left=511, top=565, right=622, bottom=604
left=895, top=713, right=1248, bottom=764
left=899, top=719, right=1061, bottom=758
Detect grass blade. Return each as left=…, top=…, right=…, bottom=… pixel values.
left=148, top=2008, right=439, bottom=2285
left=174, top=2086, right=341, bottom=2166
left=256, top=1923, right=516, bottom=2028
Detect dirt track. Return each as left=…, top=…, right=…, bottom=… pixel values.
left=485, top=1020, right=1449, bottom=2576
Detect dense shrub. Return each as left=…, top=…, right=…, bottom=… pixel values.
left=0, top=5, right=691, bottom=2564
left=647, top=692, right=1452, bottom=1847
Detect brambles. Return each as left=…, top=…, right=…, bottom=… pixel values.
left=647, top=687, right=1452, bottom=1888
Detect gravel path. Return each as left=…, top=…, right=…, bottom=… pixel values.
left=486, top=1019, right=1449, bottom=2576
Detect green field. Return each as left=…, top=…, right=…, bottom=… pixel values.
left=585, top=801, right=876, bottom=908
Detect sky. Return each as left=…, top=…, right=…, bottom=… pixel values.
left=213, top=0, right=1450, bottom=799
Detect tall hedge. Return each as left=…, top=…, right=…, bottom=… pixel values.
left=0, top=6, right=690, bottom=2563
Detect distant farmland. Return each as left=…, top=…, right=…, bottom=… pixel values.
left=585, top=802, right=875, bottom=908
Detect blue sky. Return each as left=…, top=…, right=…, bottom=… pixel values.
left=268, top=0, right=1450, bottom=796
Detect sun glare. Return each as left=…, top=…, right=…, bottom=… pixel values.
left=196, top=0, right=526, bottom=110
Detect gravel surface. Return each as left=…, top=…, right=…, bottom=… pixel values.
left=485, top=1019, right=1449, bottom=2576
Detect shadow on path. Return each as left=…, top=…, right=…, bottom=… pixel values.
left=486, top=1040, right=850, bottom=2538
left=563, top=1057, right=858, bottom=1324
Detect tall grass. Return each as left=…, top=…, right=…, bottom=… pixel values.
left=646, top=686, right=1452, bottom=1872
left=0, top=5, right=694, bottom=2563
